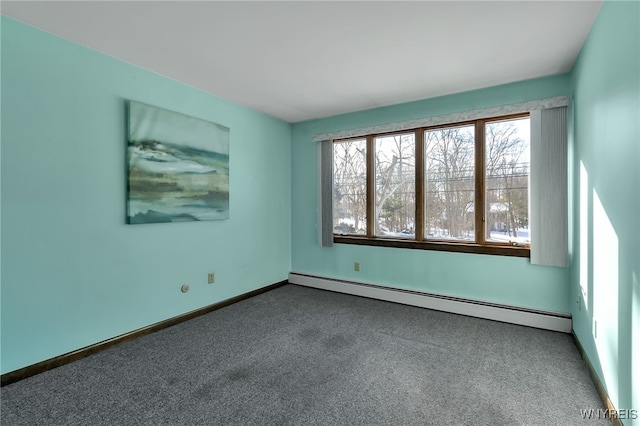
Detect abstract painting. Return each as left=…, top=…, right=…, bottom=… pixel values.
left=127, top=101, right=229, bottom=224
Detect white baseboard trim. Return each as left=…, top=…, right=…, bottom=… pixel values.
left=288, top=272, right=572, bottom=333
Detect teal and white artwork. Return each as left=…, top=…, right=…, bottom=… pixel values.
left=127, top=101, right=229, bottom=224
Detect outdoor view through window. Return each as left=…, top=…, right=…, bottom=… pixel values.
left=484, top=117, right=530, bottom=244
left=333, top=115, right=530, bottom=255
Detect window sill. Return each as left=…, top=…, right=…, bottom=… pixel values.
left=333, top=235, right=530, bottom=258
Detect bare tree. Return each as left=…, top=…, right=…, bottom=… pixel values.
left=425, top=127, right=475, bottom=239
left=333, top=140, right=367, bottom=233
left=485, top=121, right=529, bottom=239
left=374, top=134, right=415, bottom=235
left=333, top=119, right=528, bottom=241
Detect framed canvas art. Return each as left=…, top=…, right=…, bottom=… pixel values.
left=127, top=101, right=229, bottom=224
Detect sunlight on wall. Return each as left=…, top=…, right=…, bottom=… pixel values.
left=579, top=161, right=590, bottom=309
left=592, top=188, right=619, bottom=404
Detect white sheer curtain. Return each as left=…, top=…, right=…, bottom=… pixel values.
left=530, top=107, right=568, bottom=267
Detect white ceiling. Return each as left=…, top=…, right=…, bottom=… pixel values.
left=2, top=1, right=602, bottom=123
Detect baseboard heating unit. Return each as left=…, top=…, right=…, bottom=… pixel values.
left=288, top=272, right=571, bottom=333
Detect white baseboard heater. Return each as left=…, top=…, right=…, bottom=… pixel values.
left=288, top=272, right=572, bottom=333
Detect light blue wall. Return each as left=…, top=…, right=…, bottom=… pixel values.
left=0, top=18, right=291, bottom=374
left=291, top=76, right=572, bottom=313
left=570, top=1, right=640, bottom=422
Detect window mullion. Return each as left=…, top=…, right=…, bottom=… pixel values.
left=415, top=129, right=425, bottom=241
left=475, top=120, right=486, bottom=246
left=366, top=135, right=375, bottom=237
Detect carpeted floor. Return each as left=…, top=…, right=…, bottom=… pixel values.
left=1, top=284, right=607, bottom=425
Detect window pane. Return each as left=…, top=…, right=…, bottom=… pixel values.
left=424, top=125, right=475, bottom=241
left=333, top=139, right=367, bottom=235
left=485, top=117, right=530, bottom=244
left=374, top=133, right=415, bottom=238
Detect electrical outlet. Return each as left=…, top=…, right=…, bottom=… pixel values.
left=354, top=262, right=360, bottom=272
left=208, top=273, right=215, bottom=284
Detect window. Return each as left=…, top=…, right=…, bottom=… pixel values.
left=333, top=138, right=367, bottom=235
left=332, top=113, right=531, bottom=257
left=484, top=117, right=530, bottom=245
left=424, top=123, right=475, bottom=242
left=374, top=133, right=415, bottom=238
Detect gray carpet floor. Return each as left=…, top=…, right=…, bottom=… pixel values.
left=1, top=284, right=607, bottom=425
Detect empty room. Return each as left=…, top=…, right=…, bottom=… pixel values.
left=1, top=1, right=638, bottom=425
